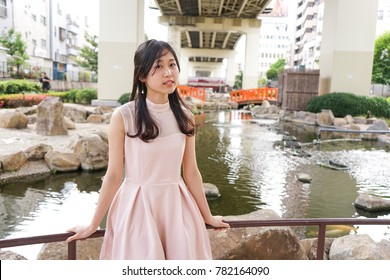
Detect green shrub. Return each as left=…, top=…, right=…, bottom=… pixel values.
left=75, top=88, right=97, bottom=104
left=0, top=80, right=40, bottom=94
left=307, top=92, right=365, bottom=117
left=65, top=89, right=79, bottom=103
left=46, top=91, right=69, bottom=102
left=367, top=96, right=390, bottom=119
left=118, top=93, right=131, bottom=104
left=307, top=92, right=390, bottom=118
left=39, top=88, right=97, bottom=105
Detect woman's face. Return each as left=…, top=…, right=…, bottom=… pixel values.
left=143, top=49, right=179, bottom=100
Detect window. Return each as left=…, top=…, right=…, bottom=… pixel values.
left=57, top=3, right=62, bottom=15
left=378, top=10, right=384, bottom=20
left=0, top=0, right=6, bottom=18
left=309, top=47, right=314, bottom=57
left=31, top=14, right=37, bottom=21
left=41, top=39, right=46, bottom=48
left=32, top=39, right=37, bottom=46
left=41, top=15, right=46, bottom=25
left=59, top=27, right=66, bottom=41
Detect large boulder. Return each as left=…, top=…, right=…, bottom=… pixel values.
left=354, top=193, right=390, bottom=212
left=367, top=119, right=389, bottom=131
left=73, top=134, right=109, bottom=171
left=0, top=111, right=28, bottom=129
left=36, top=97, right=68, bottom=136
left=63, top=104, right=87, bottom=123
left=0, top=151, right=28, bottom=171
left=203, top=183, right=220, bottom=200
left=208, top=209, right=308, bottom=260
left=329, top=234, right=390, bottom=260
left=44, top=150, right=80, bottom=172
left=300, top=238, right=334, bottom=260
left=0, top=250, right=28, bottom=260
left=37, top=238, right=103, bottom=260
left=24, top=144, right=53, bottom=161
left=316, top=110, right=335, bottom=126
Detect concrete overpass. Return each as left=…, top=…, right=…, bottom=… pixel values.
left=97, top=0, right=378, bottom=105
left=155, top=0, right=272, bottom=89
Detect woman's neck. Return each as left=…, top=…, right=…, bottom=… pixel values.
left=146, top=94, right=169, bottom=104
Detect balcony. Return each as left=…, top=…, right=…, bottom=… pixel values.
left=55, top=51, right=67, bottom=63
left=67, top=47, right=79, bottom=57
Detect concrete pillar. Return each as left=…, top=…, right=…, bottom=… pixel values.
left=226, top=56, right=236, bottom=87
left=243, top=31, right=260, bottom=89
left=319, top=0, right=378, bottom=96
left=179, top=54, right=189, bottom=85
left=96, top=0, right=144, bottom=105
left=181, top=48, right=235, bottom=86
left=167, top=26, right=188, bottom=85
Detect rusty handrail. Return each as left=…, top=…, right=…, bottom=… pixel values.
left=1, top=218, right=389, bottom=260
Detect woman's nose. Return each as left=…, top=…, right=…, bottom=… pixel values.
left=164, top=67, right=172, bottom=76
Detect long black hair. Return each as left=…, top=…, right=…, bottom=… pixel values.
left=128, top=39, right=195, bottom=142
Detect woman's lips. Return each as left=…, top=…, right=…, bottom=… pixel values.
left=163, top=80, right=174, bottom=85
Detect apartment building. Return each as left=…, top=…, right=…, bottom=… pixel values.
left=0, top=0, right=95, bottom=81
left=293, top=0, right=323, bottom=69
left=292, top=0, right=388, bottom=70
left=376, top=0, right=390, bottom=37
left=12, top=0, right=52, bottom=71
left=258, top=0, right=297, bottom=79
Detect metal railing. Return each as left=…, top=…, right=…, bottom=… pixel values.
left=230, top=87, right=278, bottom=104
left=1, top=218, right=390, bottom=260
left=317, top=127, right=390, bottom=146
left=177, top=85, right=206, bottom=101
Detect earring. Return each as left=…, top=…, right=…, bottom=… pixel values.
left=141, top=83, right=145, bottom=94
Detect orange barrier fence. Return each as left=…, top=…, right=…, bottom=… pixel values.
left=177, top=85, right=206, bottom=101
left=230, top=87, right=278, bottom=103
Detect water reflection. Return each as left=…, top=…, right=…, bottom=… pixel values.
left=197, top=111, right=305, bottom=217
left=0, top=171, right=105, bottom=239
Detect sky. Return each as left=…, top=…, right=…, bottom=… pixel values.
left=144, top=1, right=168, bottom=41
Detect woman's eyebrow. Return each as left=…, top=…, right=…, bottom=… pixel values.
left=154, top=58, right=176, bottom=63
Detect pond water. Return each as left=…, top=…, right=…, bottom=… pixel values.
left=1, top=110, right=390, bottom=259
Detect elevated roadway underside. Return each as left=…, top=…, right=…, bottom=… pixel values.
left=155, top=0, right=271, bottom=63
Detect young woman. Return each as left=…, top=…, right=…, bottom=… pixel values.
left=66, top=39, right=230, bottom=259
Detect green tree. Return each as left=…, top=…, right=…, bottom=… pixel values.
left=234, top=70, right=243, bottom=89
left=372, top=31, right=390, bottom=85
left=0, top=28, right=29, bottom=78
left=266, top=58, right=285, bottom=81
left=76, top=32, right=98, bottom=74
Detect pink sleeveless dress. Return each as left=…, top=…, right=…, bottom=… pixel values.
left=99, top=99, right=212, bottom=259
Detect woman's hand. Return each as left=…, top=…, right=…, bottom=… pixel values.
left=205, top=215, right=230, bottom=229
left=66, top=225, right=97, bottom=243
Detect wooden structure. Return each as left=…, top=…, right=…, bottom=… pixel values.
left=278, top=69, right=320, bottom=111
